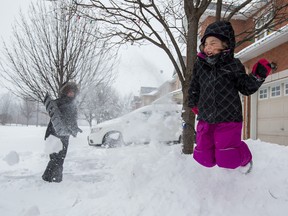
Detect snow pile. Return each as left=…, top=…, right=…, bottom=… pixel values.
left=3, top=150, right=20, bottom=166
left=23, top=206, right=40, bottom=216
left=0, top=125, right=288, bottom=216
left=44, top=136, right=63, bottom=154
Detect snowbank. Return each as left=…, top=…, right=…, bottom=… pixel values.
left=0, top=126, right=287, bottom=216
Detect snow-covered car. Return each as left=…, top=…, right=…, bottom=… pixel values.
left=88, top=104, right=183, bottom=147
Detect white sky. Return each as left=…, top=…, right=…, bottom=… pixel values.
left=115, top=44, right=174, bottom=96
left=0, top=0, right=174, bottom=97
left=0, top=0, right=36, bottom=94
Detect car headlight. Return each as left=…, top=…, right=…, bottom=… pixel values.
left=91, top=127, right=102, bottom=133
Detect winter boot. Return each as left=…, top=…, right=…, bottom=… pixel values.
left=42, top=170, right=53, bottom=182
left=238, top=160, right=253, bottom=174
left=51, top=166, right=63, bottom=182
left=42, top=159, right=63, bottom=182
left=42, top=166, right=63, bottom=182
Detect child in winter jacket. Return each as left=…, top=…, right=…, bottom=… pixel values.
left=42, top=82, right=82, bottom=182
left=188, top=21, right=272, bottom=171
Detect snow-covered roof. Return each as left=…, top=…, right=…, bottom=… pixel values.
left=145, top=89, right=158, bottom=96
left=152, top=89, right=182, bottom=105
left=235, top=24, right=288, bottom=63
left=140, top=87, right=158, bottom=96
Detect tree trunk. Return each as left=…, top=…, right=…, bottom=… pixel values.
left=216, top=0, right=222, bottom=21
left=182, top=83, right=196, bottom=154
left=181, top=16, right=199, bottom=154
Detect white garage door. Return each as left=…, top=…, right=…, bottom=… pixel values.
left=257, top=82, right=288, bottom=146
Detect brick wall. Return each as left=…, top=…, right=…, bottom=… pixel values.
left=244, top=42, right=288, bottom=73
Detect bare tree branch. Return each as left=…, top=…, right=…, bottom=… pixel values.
left=73, top=0, right=288, bottom=154
left=225, top=0, right=253, bottom=21
left=0, top=0, right=117, bottom=102
left=235, top=0, right=288, bottom=47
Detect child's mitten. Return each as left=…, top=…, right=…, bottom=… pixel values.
left=252, top=58, right=272, bottom=79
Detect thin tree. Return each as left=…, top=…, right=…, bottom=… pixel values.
left=0, top=0, right=117, bottom=102
left=0, top=93, right=13, bottom=125
left=74, top=0, right=288, bottom=153
left=21, top=97, right=36, bottom=126
left=80, top=83, right=128, bottom=127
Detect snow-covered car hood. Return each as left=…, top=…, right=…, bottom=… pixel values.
left=92, top=104, right=182, bottom=129
left=94, top=117, right=124, bottom=128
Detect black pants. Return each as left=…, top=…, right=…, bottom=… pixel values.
left=42, top=136, right=69, bottom=182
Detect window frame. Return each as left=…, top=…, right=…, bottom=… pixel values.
left=259, top=88, right=268, bottom=100
left=270, top=85, right=281, bottom=98
left=284, top=83, right=288, bottom=96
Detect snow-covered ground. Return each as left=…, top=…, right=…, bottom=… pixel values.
left=1, top=125, right=288, bottom=216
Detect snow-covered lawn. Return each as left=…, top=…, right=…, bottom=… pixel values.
left=0, top=125, right=288, bottom=216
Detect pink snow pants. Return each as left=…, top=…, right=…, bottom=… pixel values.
left=193, top=121, right=252, bottom=169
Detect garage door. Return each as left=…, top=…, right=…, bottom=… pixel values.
left=257, top=82, right=288, bottom=146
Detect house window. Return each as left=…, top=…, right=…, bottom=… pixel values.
left=255, top=10, right=274, bottom=41
left=259, top=88, right=268, bottom=100
left=285, top=83, right=288, bottom=96
left=271, top=85, right=281, bottom=98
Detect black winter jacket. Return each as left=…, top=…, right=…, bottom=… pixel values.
left=188, top=21, right=264, bottom=124
left=45, top=96, right=80, bottom=140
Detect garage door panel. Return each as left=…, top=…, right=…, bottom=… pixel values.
left=258, top=100, right=271, bottom=118
left=257, top=134, right=288, bottom=146
left=258, top=99, right=284, bottom=118
left=257, top=88, right=288, bottom=146
left=258, top=118, right=285, bottom=135
left=283, top=98, right=288, bottom=115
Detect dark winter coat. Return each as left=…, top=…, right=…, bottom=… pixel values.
left=45, top=96, right=80, bottom=140
left=188, top=21, right=264, bottom=124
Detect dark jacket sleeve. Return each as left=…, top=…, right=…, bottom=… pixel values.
left=188, top=61, right=200, bottom=108
left=234, top=59, right=264, bottom=96
left=44, top=120, right=57, bottom=140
